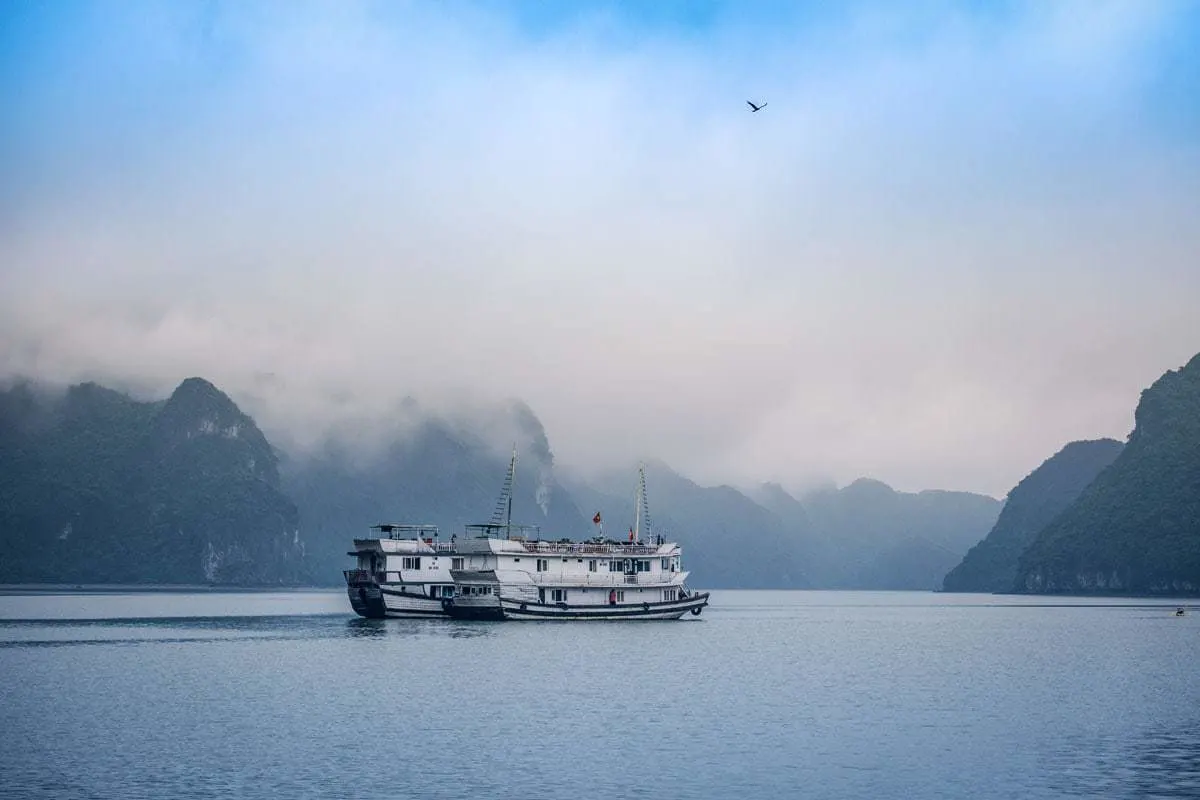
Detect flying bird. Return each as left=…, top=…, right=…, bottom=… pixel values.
left=747, top=100, right=767, bottom=112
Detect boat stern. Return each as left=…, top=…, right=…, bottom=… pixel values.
left=344, top=569, right=387, bottom=619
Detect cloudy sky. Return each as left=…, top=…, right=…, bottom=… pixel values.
left=2, top=0, right=1198, bottom=497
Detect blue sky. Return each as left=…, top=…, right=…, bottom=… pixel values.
left=2, top=0, right=1199, bottom=495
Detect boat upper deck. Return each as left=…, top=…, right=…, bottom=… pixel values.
left=350, top=531, right=457, bottom=555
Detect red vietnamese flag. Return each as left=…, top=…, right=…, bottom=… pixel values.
left=592, top=512, right=602, bottom=525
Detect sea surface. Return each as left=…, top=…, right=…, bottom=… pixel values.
left=1, top=589, right=1197, bottom=799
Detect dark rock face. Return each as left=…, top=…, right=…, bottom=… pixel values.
left=1014, top=353, right=1200, bottom=596
left=0, top=378, right=306, bottom=584
left=943, top=439, right=1124, bottom=593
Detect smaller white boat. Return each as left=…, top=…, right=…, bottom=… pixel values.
left=344, top=524, right=459, bottom=619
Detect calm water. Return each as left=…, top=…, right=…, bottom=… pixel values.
left=1, top=590, right=1197, bottom=799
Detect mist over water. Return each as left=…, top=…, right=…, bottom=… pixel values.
left=2, top=590, right=1197, bottom=799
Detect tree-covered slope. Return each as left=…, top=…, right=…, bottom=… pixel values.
left=1014, top=353, right=1200, bottom=595
left=942, top=439, right=1124, bottom=593
left=0, top=378, right=306, bottom=584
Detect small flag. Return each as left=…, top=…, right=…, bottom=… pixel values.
left=593, top=512, right=602, bottom=525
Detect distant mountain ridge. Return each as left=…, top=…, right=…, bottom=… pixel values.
left=8, top=351, right=1198, bottom=594
left=797, top=479, right=1002, bottom=589
left=0, top=376, right=1003, bottom=588
left=565, top=466, right=1001, bottom=590
left=562, top=461, right=815, bottom=589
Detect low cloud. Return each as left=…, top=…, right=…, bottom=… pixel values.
left=2, top=1, right=1198, bottom=496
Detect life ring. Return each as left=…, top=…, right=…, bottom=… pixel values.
left=441, top=598, right=452, bottom=611
left=690, top=605, right=703, bottom=616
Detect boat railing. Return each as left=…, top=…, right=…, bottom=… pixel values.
left=343, top=569, right=374, bottom=584
left=518, top=541, right=662, bottom=556
left=526, top=572, right=677, bottom=588
left=416, top=540, right=458, bottom=554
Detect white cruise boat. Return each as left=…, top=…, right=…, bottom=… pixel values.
left=344, top=524, right=459, bottom=618
left=444, top=463, right=710, bottom=621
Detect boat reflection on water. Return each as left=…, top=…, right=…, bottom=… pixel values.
left=344, top=618, right=387, bottom=638
left=342, top=616, right=497, bottom=640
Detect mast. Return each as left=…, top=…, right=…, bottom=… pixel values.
left=634, top=462, right=653, bottom=544
left=489, top=444, right=519, bottom=539
left=638, top=462, right=653, bottom=544
left=507, top=444, right=516, bottom=539
left=634, top=475, right=641, bottom=543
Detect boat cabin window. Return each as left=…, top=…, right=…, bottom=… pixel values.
left=551, top=589, right=567, bottom=603
left=664, top=589, right=677, bottom=602
left=661, top=558, right=669, bottom=570
left=402, top=557, right=422, bottom=570
left=616, top=590, right=625, bottom=602
left=588, top=560, right=597, bottom=572
left=536, top=559, right=548, bottom=572
left=512, top=557, right=520, bottom=563
left=452, top=558, right=464, bottom=570
left=634, top=560, right=651, bottom=572
left=608, top=560, right=623, bottom=573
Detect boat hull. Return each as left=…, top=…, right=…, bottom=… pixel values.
left=443, top=600, right=505, bottom=621
left=346, top=584, right=450, bottom=619
left=498, top=592, right=710, bottom=621
left=354, top=588, right=710, bottom=621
